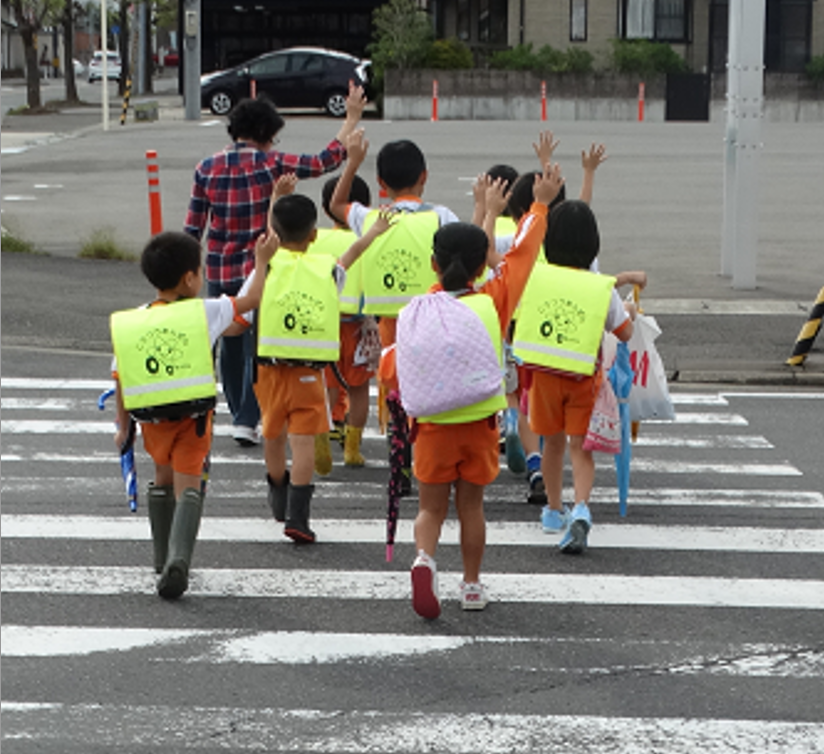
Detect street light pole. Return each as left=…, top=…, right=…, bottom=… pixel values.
left=101, top=0, right=109, bottom=131
left=183, top=0, right=201, bottom=121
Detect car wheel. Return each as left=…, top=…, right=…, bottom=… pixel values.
left=324, top=89, right=348, bottom=118
left=209, top=90, right=234, bottom=116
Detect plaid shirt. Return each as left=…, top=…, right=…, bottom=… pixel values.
left=184, top=139, right=346, bottom=287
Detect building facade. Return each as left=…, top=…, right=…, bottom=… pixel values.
left=434, top=0, right=823, bottom=73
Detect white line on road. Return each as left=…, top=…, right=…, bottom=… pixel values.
left=3, top=566, right=823, bottom=609
left=4, top=515, right=822, bottom=553
left=2, top=703, right=823, bottom=752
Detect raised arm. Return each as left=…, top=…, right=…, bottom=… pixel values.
left=483, top=178, right=510, bottom=269
left=334, top=83, right=368, bottom=145
left=329, top=128, right=369, bottom=228
left=338, top=207, right=397, bottom=270
left=470, top=173, right=488, bottom=228
left=533, top=130, right=560, bottom=170
left=579, top=143, right=607, bottom=205
left=234, top=229, right=280, bottom=315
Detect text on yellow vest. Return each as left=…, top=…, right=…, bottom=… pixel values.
left=258, top=249, right=341, bottom=362
left=512, top=264, right=616, bottom=376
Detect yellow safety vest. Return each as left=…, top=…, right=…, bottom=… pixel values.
left=310, top=227, right=362, bottom=315
left=418, top=293, right=507, bottom=424
left=495, top=216, right=517, bottom=236
left=361, top=209, right=440, bottom=316
left=110, top=299, right=216, bottom=412
left=512, top=264, right=616, bottom=376
left=257, top=249, right=340, bottom=362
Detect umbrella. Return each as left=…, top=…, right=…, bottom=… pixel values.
left=98, top=388, right=138, bottom=513
left=608, top=341, right=634, bottom=517
left=385, top=389, right=409, bottom=562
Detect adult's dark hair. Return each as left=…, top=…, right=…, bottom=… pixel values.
left=507, top=170, right=566, bottom=221
left=432, top=222, right=488, bottom=291
left=270, top=194, right=318, bottom=244
left=376, top=139, right=426, bottom=192
left=141, top=231, right=202, bottom=291
left=321, top=174, right=371, bottom=225
left=227, top=96, right=285, bottom=145
left=486, top=164, right=519, bottom=217
left=544, top=200, right=600, bottom=270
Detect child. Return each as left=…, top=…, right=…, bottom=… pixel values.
left=330, top=130, right=461, bottom=494
left=312, top=174, right=377, bottom=474
left=254, top=192, right=395, bottom=543
left=380, top=163, right=565, bottom=619
left=514, top=200, right=636, bottom=554
left=110, top=229, right=277, bottom=600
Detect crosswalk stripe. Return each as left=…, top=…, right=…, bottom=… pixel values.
left=4, top=515, right=822, bottom=553
left=2, top=702, right=822, bottom=753
left=3, top=565, right=823, bottom=609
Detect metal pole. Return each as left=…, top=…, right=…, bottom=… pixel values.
left=101, top=0, right=109, bottom=131
left=183, top=0, right=201, bottom=121
left=137, top=2, right=146, bottom=94
left=721, top=0, right=741, bottom=277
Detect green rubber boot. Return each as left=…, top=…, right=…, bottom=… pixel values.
left=157, top=487, right=203, bottom=600
left=147, top=483, right=175, bottom=574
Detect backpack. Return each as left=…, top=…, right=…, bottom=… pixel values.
left=396, top=291, right=502, bottom=418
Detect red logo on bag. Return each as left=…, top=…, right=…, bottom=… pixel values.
left=629, top=349, right=650, bottom=388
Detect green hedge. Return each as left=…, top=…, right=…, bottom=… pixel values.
left=489, top=43, right=594, bottom=74
left=806, top=55, right=824, bottom=84
left=610, top=39, right=689, bottom=75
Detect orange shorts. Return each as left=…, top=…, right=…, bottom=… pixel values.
left=141, top=413, right=212, bottom=477
left=254, top=364, right=330, bottom=437
left=528, top=370, right=598, bottom=437
left=378, top=316, right=397, bottom=349
left=413, top=417, right=500, bottom=486
left=325, top=319, right=375, bottom=391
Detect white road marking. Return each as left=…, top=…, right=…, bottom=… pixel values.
left=3, top=514, right=822, bottom=553
left=3, top=566, right=823, bottom=609
left=647, top=413, right=747, bottom=425
left=2, top=195, right=37, bottom=201
left=33, top=184, right=64, bottom=189
left=2, top=703, right=823, bottom=752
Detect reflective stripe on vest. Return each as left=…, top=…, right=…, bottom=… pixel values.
left=361, top=209, right=440, bottom=316
left=258, top=250, right=340, bottom=362
left=110, top=299, right=216, bottom=411
left=418, top=293, right=507, bottom=425
left=512, top=264, right=616, bottom=376
left=310, top=227, right=362, bottom=315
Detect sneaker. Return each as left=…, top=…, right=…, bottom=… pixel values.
left=411, top=550, right=440, bottom=619
left=504, top=408, right=526, bottom=474
left=460, top=581, right=489, bottom=611
left=232, top=425, right=260, bottom=447
left=541, top=504, right=570, bottom=533
left=558, top=502, right=592, bottom=555
left=527, top=470, right=547, bottom=505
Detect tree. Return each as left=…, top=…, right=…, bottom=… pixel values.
left=62, top=0, right=83, bottom=103
left=368, top=0, right=433, bottom=73
left=10, top=0, right=64, bottom=109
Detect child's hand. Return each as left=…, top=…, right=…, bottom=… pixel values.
left=484, top=177, right=510, bottom=218
left=345, top=81, right=368, bottom=121
left=113, top=424, right=128, bottom=451
left=623, top=301, right=638, bottom=321
left=533, top=162, right=565, bottom=207
left=273, top=173, right=298, bottom=199
left=345, top=128, right=369, bottom=166
left=533, top=130, right=560, bottom=168
left=581, top=143, right=608, bottom=172
left=255, top=227, right=280, bottom=264
left=472, top=173, right=490, bottom=214
left=367, top=207, right=398, bottom=237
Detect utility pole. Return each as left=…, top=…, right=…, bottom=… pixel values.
left=182, top=0, right=200, bottom=120
left=721, top=0, right=766, bottom=290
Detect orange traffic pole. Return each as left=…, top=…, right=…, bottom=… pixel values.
left=541, top=80, right=547, bottom=121
left=250, top=79, right=257, bottom=98
left=431, top=79, right=438, bottom=122
left=637, top=81, right=645, bottom=122
left=146, top=150, right=163, bottom=235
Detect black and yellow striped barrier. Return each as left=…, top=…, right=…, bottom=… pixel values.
left=786, top=285, right=824, bottom=366
left=120, top=75, right=132, bottom=126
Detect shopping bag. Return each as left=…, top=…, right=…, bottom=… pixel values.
left=582, top=376, right=622, bottom=454
left=627, top=313, right=676, bottom=422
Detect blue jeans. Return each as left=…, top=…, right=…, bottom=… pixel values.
left=208, top=280, right=260, bottom=430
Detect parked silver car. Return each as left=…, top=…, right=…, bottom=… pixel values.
left=87, top=51, right=122, bottom=83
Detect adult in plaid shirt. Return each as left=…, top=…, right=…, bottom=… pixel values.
left=184, top=85, right=367, bottom=446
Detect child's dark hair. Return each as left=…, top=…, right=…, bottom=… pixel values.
left=376, top=139, right=426, bottom=192
left=321, top=174, right=371, bottom=225
left=227, top=96, right=284, bottom=145
left=432, top=222, right=488, bottom=291
left=544, top=200, right=600, bottom=270
left=486, top=164, right=519, bottom=217
left=507, top=170, right=566, bottom=221
left=270, top=194, right=318, bottom=244
left=141, top=231, right=202, bottom=291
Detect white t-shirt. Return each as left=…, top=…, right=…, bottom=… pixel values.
left=605, top=288, right=630, bottom=334
left=346, top=198, right=459, bottom=237
left=111, top=295, right=238, bottom=373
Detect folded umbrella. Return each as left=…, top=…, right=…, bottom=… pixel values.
left=384, top=389, right=409, bottom=562
left=98, top=388, right=138, bottom=513
left=608, top=342, right=634, bottom=518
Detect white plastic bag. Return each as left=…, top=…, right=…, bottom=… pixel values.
left=627, top=313, right=676, bottom=422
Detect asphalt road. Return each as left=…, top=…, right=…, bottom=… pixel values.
left=2, top=345, right=823, bottom=752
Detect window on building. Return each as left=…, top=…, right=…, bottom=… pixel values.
left=570, top=0, right=587, bottom=41
left=457, top=0, right=470, bottom=41
left=478, top=0, right=507, bottom=44
left=622, top=0, right=690, bottom=43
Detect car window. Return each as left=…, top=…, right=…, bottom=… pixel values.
left=249, top=54, right=287, bottom=77
left=289, top=53, right=325, bottom=73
